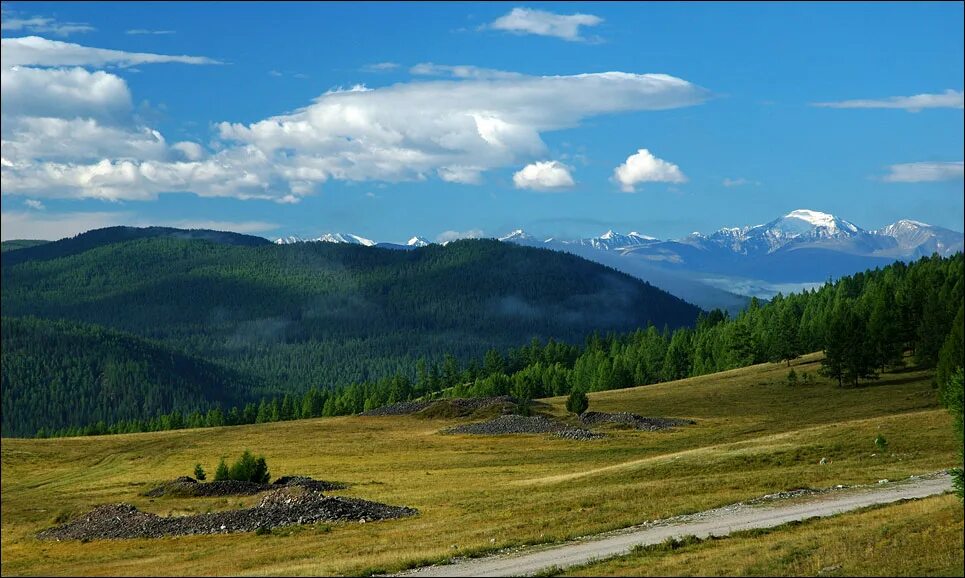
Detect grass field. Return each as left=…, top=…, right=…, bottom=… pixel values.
left=1, top=352, right=960, bottom=576
left=558, top=495, right=965, bottom=577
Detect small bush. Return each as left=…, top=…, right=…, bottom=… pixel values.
left=255, top=525, right=272, bottom=536
left=193, top=463, right=206, bottom=481
left=786, top=368, right=798, bottom=386
left=214, top=457, right=230, bottom=481
left=566, top=390, right=589, bottom=415
left=874, top=434, right=888, bottom=452
left=213, top=450, right=271, bottom=483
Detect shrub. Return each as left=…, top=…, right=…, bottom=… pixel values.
left=193, top=463, right=206, bottom=481
left=874, top=433, right=888, bottom=452
left=786, top=368, right=798, bottom=386
left=566, top=390, right=589, bottom=415
left=226, top=450, right=270, bottom=483
left=214, top=457, right=230, bottom=481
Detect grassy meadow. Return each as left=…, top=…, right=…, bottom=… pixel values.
left=1, top=352, right=960, bottom=576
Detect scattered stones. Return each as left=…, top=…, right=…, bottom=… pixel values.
left=819, top=457, right=829, bottom=465
left=443, top=415, right=604, bottom=440
left=38, top=487, right=416, bottom=541
left=579, top=412, right=695, bottom=431
left=144, top=476, right=346, bottom=498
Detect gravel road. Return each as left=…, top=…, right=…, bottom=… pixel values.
left=397, top=473, right=952, bottom=577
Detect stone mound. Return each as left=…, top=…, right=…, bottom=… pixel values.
left=579, top=411, right=695, bottom=431
left=443, top=415, right=604, bottom=440
left=144, top=476, right=346, bottom=498
left=38, top=487, right=416, bottom=541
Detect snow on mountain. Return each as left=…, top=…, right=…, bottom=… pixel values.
left=498, top=229, right=538, bottom=243
left=707, top=209, right=864, bottom=254
left=407, top=236, right=431, bottom=247
left=873, top=219, right=964, bottom=257
left=560, top=230, right=659, bottom=251
left=273, top=232, right=376, bottom=246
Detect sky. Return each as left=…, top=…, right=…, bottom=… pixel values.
left=1, top=1, right=963, bottom=243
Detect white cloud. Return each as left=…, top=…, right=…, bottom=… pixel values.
left=269, top=69, right=283, bottom=77
left=1, top=66, right=133, bottom=122
left=613, top=149, right=687, bottom=192
left=882, top=161, right=964, bottom=183
left=24, top=199, right=45, bottom=210
left=362, top=62, right=399, bottom=72
left=1, top=36, right=220, bottom=68
left=436, top=229, right=485, bottom=243
left=125, top=29, right=176, bottom=35
left=722, top=177, right=759, bottom=187
left=1, top=16, right=94, bottom=36
left=813, top=89, right=964, bottom=112
left=489, top=7, right=603, bottom=42
left=410, top=63, right=521, bottom=79
left=1, top=35, right=707, bottom=203
left=512, top=160, right=575, bottom=191
left=214, top=71, right=706, bottom=194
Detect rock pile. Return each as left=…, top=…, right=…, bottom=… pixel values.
left=38, top=487, right=416, bottom=541
left=579, top=412, right=695, bottom=431
left=144, top=476, right=346, bottom=498
left=444, top=415, right=604, bottom=440
left=360, top=400, right=432, bottom=416
left=361, top=396, right=529, bottom=417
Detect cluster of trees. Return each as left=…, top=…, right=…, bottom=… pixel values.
left=29, top=253, right=963, bottom=440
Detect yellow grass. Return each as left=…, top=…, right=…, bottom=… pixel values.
left=1, top=353, right=959, bottom=576
left=559, top=495, right=965, bottom=577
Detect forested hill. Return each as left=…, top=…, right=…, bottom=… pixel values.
left=1, top=317, right=253, bottom=437
left=1, top=230, right=701, bottom=396
left=1, top=226, right=271, bottom=267
left=0, top=240, right=49, bottom=253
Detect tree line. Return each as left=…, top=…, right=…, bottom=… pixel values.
left=31, top=252, right=963, bottom=439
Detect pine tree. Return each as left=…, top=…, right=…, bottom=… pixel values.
left=566, top=389, right=589, bottom=416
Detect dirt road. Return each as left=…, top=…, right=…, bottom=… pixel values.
left=397, top=473, right=952, bottom=577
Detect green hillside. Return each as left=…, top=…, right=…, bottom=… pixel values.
left=0, top=239, right=49, bottom=253
left=0, top=317, right=253, bottom=437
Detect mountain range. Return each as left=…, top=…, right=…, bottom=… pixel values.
left=274, top=210, right=963, bottom=312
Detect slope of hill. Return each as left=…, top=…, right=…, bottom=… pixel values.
left=0, top=226, right=272, bottom=267
left=0, top=354, right=956, bottom=576
left=0, top=239, right=49, bottom=253
left=1, top=231, right=701, bottom=396
left=0, top=317, right=252, bottom=437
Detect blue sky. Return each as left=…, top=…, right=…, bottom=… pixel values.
left=1, top=2, right=963, bottom=242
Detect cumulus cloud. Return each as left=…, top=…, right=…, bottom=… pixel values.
left=1, top=36, right=220, bottom=68
left=214, top=72, right=707, bottom=194
left=513, top=160, right=575, bottom=191
left=489, top=7, right=603, bottom=42
left=24, top=199, right=45, bottom=210
left=813, top=89, right=964, bottom=112
left=613, top=149, right=687, bottom=192
left=882, top=161, right=964, bottom=183
left=436, top=229, right=485, bottom=243
left=1, top=34, right=707, bottom=203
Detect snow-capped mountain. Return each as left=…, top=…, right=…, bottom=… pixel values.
left=872, top=219, right=964, bottom=258
left=702, top=209, right=863, bottom=255
left=274, top=232, right=376, bottom=246
left=559, top=230, right=658, bottom=252
left=268, top=210, right=961, bottom=311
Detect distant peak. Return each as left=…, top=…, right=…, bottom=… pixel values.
left=407, top=236, right=430, bottom=247
left=784, top=209, right=836, bottom=225
left=600, top=229, right=617, bottom=239
left=499, top=229, right=531, bottom=241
